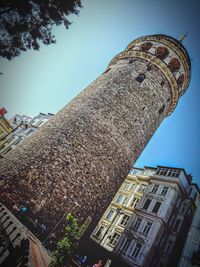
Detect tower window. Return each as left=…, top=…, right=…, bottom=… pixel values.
left=103, top=68, right=111, bottom=75
left=136, top=73, right=146, bottom=83
left=161, top=81, right=165, bottom=86
left=159, top=105, right=165, bottom=115
left=129, top=59, right=134, bottom=64
left=155, top=46, right=169, bottom=60
left=168, top=58, right=181, bottom=72
left=177, top=74, right=184, bottom=87
left=147, top=64, right=152, bottom=71
left=141, top=42, right=152, bottom=52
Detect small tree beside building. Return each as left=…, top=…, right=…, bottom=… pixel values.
left=50, top=213, right=81, bottom=267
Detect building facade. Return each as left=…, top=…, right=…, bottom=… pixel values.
left=0, top=113, right=53, bottom=157
left=178, top=186, right=200, bottom=267
left=91, top=166, right=199, bottom=267
left=0, top=109, right=13, bottom=156
left=0, top=34, right=191, bottom=231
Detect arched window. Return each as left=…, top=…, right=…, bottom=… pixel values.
left=102, top=68, right=111, bottom=75
left=159, top=105, right=165, bottom=115
left=168, top=58, right=181, bottom=72
left=141, top=42, right=153, bottom=52
left=136, top=73, right=146, bottom=83
left=155, top=46, right=169, bottom=60
left=177, top=74, right=184, bottom=87
left=147, top=64, right=152, bottom=71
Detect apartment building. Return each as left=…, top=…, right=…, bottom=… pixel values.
left=0, top=112, right=53, bottom=157
left=90, top=166, right=199, bottom=267
left=178, top=185, right=200, bottom=267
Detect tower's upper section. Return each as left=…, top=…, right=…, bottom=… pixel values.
left=108, top=34, right=191, bottom=115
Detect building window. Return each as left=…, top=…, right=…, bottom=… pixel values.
left=133, top=217, right=142, bottom=231
left=129, top=169, right=143, bottom=175
left=122, top=181, right=132, bottom=191
left=138, top=184, right=147, bottom=193
left=116, top=195, right=124, bottom=204
left=131, top=241, right=143, bottom=259
left=151, top=184, right=159, bottom=194
left=181, top=203, right=187, bottom=213
left=26, top=129, right=34, bottom=135
left=120, top=214, right=130, bottom=227
left=94, top=226, right=104, bottom=239
left=156, top=168, right=180, bottom=178
left=176, top=197, right=181, bottom=208
left=13, top=138, right=22, bottom=146
left=130, top=197, right=140, bottom=208
left=105, top=210, right=114, bottom=220
left=152, top=201, right=161, bottom=213
left=143, top=199, right=151, bottom=210
left=160, top=186, right=169, bottom=197
left=135, top=73, right=146, bottom=83
left=121, top=239, right=131, bottom=252
left=167, top=169, right=180, bottom=178
left=165, top=239, right=173, bottom=254
left=108, top=233, right=120, bottom=247
left=142, top=221, right=153, bottom=235
left=156, top=168, right=168, bottom=176
left=173, top=219, right=181, bottom=232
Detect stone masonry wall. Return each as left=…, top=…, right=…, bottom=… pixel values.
left=0, top=35, right=190, bottom=233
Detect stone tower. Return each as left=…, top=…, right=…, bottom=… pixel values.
left=0, top=35, right=190, bottom=229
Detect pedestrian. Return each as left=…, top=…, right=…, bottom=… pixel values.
left=92, top=260, right=103, bottom=267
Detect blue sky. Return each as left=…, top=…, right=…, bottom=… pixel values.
left=0, top=0, right=199, bottom=184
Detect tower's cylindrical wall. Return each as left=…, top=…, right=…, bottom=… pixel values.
left=0, top=35, right=190, bottom=228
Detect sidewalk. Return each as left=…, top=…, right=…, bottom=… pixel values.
left=0, top=203, right=51, bottom=267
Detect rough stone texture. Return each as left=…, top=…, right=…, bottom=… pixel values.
left=0, top=35, right=190, bottom=230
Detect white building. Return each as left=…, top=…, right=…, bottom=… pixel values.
left=178, top=185, right=200, bottom=267
left=91, top=166, right=199, bottom=267
left=0, top=112, right=53, bottom=157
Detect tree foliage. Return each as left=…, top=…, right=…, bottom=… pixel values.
left=50, top=213, right=82, bottom=267
left=0, top=0, right=82, bottom=60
